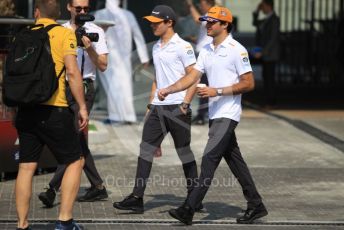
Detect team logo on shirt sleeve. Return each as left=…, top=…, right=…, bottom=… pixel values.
left=241, top=53, right=250, bottom=66
left=187, top=49, right=194, bottom=55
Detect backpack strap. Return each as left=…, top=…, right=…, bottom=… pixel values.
left=29, top=23, right=60, bottom=32
left=44, top=24, right=61, bottom=33
left=29, top=24, right=44, bottom=30
left=43, top=24, right=65, bottom=80
left=57, top=66, right=66, bottom=80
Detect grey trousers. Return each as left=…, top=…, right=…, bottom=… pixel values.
left=132, top=105, right=198, bottom=198
left=187, top=118, right=263, bottom=210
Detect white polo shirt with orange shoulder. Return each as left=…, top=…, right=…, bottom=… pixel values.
left=151, top=33, right=196, bottom=105
left=194, top=35, right=252, bottom=122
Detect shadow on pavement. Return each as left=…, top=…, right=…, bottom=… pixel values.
left=244, top=85, right=344, bottom=110
left=201, top=201, right=242, bottom=220
left=144, top=194, right=242, bottom=220
left=145, top=194, right=185, bottom=212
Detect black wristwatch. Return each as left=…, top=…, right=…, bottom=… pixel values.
left=147, top=103, right=153, bottom=110
left=180, top=102, right=190, bottom=109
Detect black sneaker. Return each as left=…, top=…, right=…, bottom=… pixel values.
left=236, top=203, right=268, bottom=224
left=77, top=187, right=108, bottom=202
left=169, top=204, right=194, bottom=225
left=55, top=220, right=82, bottom=230
left=38, top=187, right=56, bottom=208
left=113, top=193, right=144, bottom=213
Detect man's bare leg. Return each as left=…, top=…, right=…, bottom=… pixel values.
left=16, top=162, right=37, bottom=229
left=58, top=158, right=84, bottom=221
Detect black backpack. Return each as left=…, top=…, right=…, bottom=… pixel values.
left=3, top=24, right=65, bottom=107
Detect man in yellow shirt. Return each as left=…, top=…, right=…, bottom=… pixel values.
left=14, top=0, right=88, bottom=229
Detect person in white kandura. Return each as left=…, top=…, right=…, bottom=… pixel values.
left=94, top=0, right=149, bottom=124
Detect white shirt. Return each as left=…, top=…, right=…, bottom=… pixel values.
left=63, top=21, right=109, bottom=81
left=152, top=33, right=196, bottom=105
left=194, top=35, right=252, bottom=122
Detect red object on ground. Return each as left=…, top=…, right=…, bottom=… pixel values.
left=0, top=108, right=57, bottom=173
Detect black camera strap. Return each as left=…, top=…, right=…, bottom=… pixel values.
left=81, top=49, right=85, bottom=76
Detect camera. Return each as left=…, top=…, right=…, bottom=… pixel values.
left=75, top=14, right=99, bottom=47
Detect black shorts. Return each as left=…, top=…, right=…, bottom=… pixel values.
left=15, top=105, right=81, bottom=164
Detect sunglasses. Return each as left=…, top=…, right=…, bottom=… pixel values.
left=72, top=5, right=90, bottom=13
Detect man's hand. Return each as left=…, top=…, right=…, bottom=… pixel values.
left=158, top=88, right=171, bottom=101
left=81, top=36, right=92, bottom=49
left=78, top=107, right=89, bottom=131
left=197, top=87, right=217, bottom=98
left=154, top=146, right=162, bottom=158
left=179, top=106, right=188, bottom=115
left=186, top=0, right=193, bottom=6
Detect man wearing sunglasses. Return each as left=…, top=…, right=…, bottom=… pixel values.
left=158, top=6, right=268, bottom=225
left=38, top=0, right=109, bottom=209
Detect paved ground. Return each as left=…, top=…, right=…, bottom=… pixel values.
left=1, top=106, right=344, bottom=230
left=1, top=62, right=344, bottom=229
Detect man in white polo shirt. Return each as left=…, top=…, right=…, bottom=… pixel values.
left=113, top=5, right=202, bottom=214
left=158, top=6, right=268, bottom=225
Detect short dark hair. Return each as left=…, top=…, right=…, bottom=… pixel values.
left=263, top=0, right=274, bottom=8
left=220, top=21, right=233, bottom=33
left=164, top=19, right=176, bottom=28
left=201, top=0, right=216, bottom=7
left=68, top=0, right=89, bottom=7
left=34, top=0, right=60, bottom=19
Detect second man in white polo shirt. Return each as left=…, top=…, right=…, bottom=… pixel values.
left=159, top=6, right=268, bottom=225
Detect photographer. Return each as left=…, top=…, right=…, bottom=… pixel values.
left=38, top=0, right=109, bottom=207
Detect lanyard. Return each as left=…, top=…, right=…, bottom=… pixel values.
left=81, top=49, right=85, bottom=76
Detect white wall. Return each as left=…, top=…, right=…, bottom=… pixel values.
left=223, top=0, right=261, bottom=32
